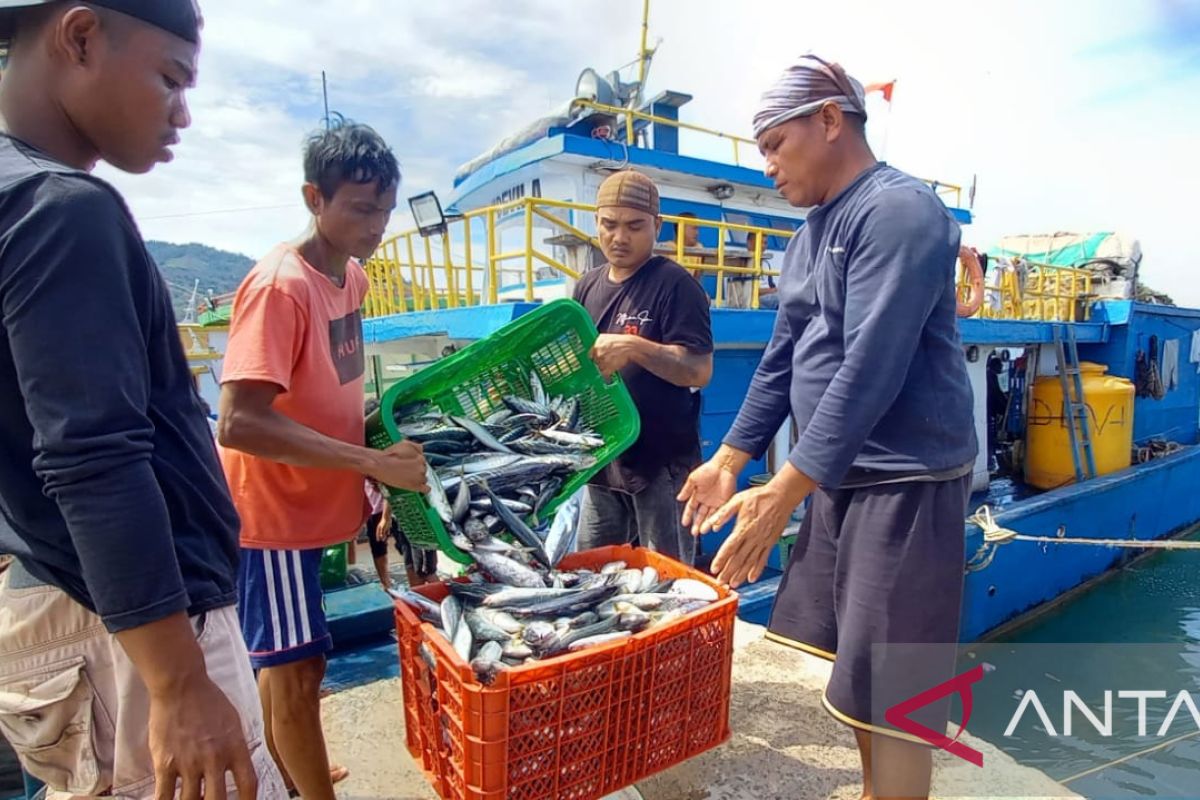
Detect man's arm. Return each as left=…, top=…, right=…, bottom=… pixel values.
left=624, top=337, right=713, bottom=387
left=217, top=380, right=427, bottom=490
left=4, top=180, right=258, bottom=795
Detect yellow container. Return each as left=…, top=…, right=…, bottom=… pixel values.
left=1025, top=362, right=1134, bottom=490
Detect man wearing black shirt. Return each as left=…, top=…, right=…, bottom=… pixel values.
left=0, top=2, right=285, bottom=797
left=573, top=170, right=713, bottom=564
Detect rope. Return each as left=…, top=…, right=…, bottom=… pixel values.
left=1061, top=729, right=1200, bottom=785
left=968, top=505, right=1200, bottom=553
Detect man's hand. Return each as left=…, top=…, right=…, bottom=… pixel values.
left=115, top=613, right=256, bottom=800
left=678, top=461, right=738, bottom=536
left=367, top=441, right=429, bottom=493
left=148, top=675, right=257, bottom=800
left=700, top=463, right=815, bottom=588
left=590, top=334, right=639, bottom=379
left=375, top=513, right=392, bottom=542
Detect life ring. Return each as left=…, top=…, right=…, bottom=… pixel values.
left=957, top=246, right=985, bottom=317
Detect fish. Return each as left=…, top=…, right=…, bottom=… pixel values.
left=452, top=480, right=471, bottom=524
left=483, top=408, right=514, bottom=425
left=426, top=466, right=454, bottom=523
left=391, top=399, right=433, bottom=422
left=639, top=567, right=659, bottom=593
left=472, top=550, right=546, bottom=589
left=463, top=518, right=491, bottom=543
left=504, top=585, right=619, bottom=618
left=451, top=415, right=516, bottom=454
left=483, top=484, right=550, bottom=568
left=476, top=608, right=523, bottom=635
left=530, top=371, right=548, bottom=407
left=470, top=640, right=506, bottom=684
left=440, top=596, right=462, bottom=639
left=452, top=615, right=474, bottom=662
left=502, top=640, right=534, bottom=661
left=392, top=590, right=441, bottom=625
left=615, top=569, right=644, bottom=595
left=567, top=631, right=632, bottom=651
left=536, top=430, right=604, bottom=450
left=502, top=394, right=554, bottom=418
left=601, top=561, right=627, bottom=575
left=465, top=609, right=513, bottom=643
left=671, top=579, right=720, bottom=603
left=480, top=586, right=583, bottom=608
left=521, top=621, right=558, bottom=650
left=469, top=498, right=534, bottom=514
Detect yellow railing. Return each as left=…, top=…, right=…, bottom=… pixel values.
left=363, top=197, right=790, bottom=316
left=960, top=259, right=1094, bottom=322
left=568, top=98, right=964, bottom=206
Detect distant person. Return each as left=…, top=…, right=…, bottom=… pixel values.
left=0, top=2, right=287, bottom=798
left=727, top=229, right=771, bottom=309
left=365, top=479, right=438, bottom=590
left=575, top=170, right=713, bottom=564
left=218, top=122, right=428, bottom=800
left=680, top=55, right=976, bottom=800
left=672, top=210, right=704, bottom=280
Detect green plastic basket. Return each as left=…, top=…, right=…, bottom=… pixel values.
left=365, top=299, right=640, bottom=563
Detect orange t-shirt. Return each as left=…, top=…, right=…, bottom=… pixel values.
left=219, top=245, right=368, bottom=550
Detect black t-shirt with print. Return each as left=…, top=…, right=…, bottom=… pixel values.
left=574, top=256, right=713, bottom=493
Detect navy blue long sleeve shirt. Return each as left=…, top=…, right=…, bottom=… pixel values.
left=724, top=164, right=977, bottom=488
left=0, top=135, right=240, bottom=632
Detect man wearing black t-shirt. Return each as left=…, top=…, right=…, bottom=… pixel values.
left=0, top=2, right=285, bottom=797
left=573, top=170, right=713, bottom=564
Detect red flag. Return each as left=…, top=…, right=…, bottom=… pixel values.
left=866, top=80, right=895, bottom=103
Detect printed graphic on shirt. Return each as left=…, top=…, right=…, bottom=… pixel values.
left=614, top=308, right=654, bottom=336
left=328, top=310, right=365, bottom=385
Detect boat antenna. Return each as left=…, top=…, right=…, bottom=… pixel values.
left=322, top=70, right=331, bottom=130
left=632, top=0, right=658, bottom=109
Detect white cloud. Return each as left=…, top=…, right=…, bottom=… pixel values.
left=104, top=0, right=1199, bottom=303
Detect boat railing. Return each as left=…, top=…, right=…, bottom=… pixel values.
left=960, top=258, right=1094, bottom=322
left=567, top=98, right=964, bottom=207
left=362, top=197, right=788, bottom=316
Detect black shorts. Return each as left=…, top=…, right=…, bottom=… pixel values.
left=766, top=475, right=970, bottom=742
left=366, top=513, right=438, bottom=576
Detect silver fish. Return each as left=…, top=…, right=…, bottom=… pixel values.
left=440, top=596, right=462, bottom=639
left=452, top=480, right=471, bottom=524
left=503, top=394, right=553, bottom=418
left=483, top=484, right=550, bottom=567
left=521, top=621, right=558, bottom=650
left=615, top=569, right=644, bottom=594
left=476, top=608, right=523, bottom=635
left=470, top=640, right=506, bottom=684
left=465, top=609, right=513, bottom=643
left=639, top=567, right=660, bottom=594
left=484, top=408, right=514, bottom=425
left=621, top=593, right=668, bottom=611
left=481, top=586, right=583, bottom=607
left=452, top=615, right=474, bottom=662
left=670, top=578, right=720, bottom=602
left=451, top=415, right=516, bottom=454
left=472, top=550, right=546, bottom=589
left=567, top=631, right=631, bottom=651
left=427, top=465, right=454, bottom=523
left=502, top=640, right=534, bottom=661
left=600, top=561, right=627, bottom=575
left=463, top=518, right=491, bottom=543
left=530, top=371, right=548, bottom=407
left=392, top=590, right=441, bottom=625
left=457, top=454, right=524, bottom=474
left=537, top=430, right=604, bottom=450
left=470, top=497, right=534, bottom=514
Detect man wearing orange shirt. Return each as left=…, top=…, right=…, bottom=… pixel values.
left=217, top=122, right=427, bottom=800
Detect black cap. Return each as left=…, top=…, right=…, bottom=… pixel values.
left=0, top=0, right=202, bottom=44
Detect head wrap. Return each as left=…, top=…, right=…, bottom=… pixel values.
left=752, top=54, right=867, bottom=139
left=596, top=170, right=660, bottom=217
left=0, top=0, right=202, bottom=44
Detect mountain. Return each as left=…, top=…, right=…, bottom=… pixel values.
left=146, top=240, right=254, bottom=319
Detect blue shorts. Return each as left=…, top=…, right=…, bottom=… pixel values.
left=238, top=547, right=332, bottom=669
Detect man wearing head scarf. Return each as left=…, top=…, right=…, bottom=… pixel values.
left=574, top=170, right=713, bottom=564
left=679, top=55, right=976, bottom=799
left=0, top=2, right=286, bottom=797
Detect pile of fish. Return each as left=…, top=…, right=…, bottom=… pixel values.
left=391, top=371, right=601, bottom=536
left=397, top=556, right=720, bottom=684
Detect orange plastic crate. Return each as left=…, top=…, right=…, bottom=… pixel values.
left=394, top=545, right=737, bottom=800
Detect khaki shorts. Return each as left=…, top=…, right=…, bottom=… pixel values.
left=0, top=571, right=288, bottom=799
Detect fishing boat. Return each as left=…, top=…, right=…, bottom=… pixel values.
left=343, top=5, right=1200, bottom=650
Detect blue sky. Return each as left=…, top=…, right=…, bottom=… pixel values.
left=99, top=0, right=1200, bottom=304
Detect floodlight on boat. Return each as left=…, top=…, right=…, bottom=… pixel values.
left=409, top=191, right=447, bottom=238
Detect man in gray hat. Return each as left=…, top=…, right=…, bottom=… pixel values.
left=0, top=2, right=286, bottom=797
left=680, top=54, right=976, bottom=799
